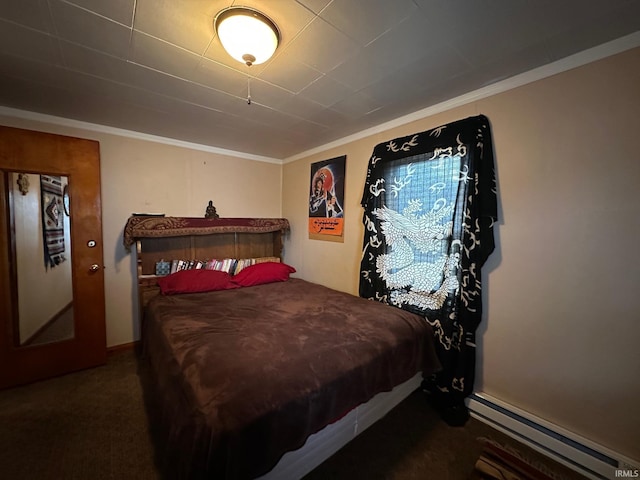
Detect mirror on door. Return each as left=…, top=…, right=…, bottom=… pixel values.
left=6, top=171, right=74, bottom=347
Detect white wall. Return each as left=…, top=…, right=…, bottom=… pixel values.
left=281, top=47, right=640, bottom=462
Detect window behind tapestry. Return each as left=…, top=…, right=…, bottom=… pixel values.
left=359, top=115, right=497, bottom=425
left=361, top=150, right=468, bottom=314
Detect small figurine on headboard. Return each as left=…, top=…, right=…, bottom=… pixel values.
left=205, top=200, right=219, bottom=219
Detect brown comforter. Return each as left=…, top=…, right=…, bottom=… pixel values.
left=141, top=278, right=440, bottom=479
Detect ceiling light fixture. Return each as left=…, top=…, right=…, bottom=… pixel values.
left=214, top=7, right=280, bottom=67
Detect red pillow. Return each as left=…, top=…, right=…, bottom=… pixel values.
left=157, top=269, right=236, bottom=295
left=231, top=262, right=296, bottom=287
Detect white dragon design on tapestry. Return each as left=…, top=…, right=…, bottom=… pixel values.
left=373, top=198, right=459, bottom=311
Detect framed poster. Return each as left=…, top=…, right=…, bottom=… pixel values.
left=308, top=155, right=346, bottom=241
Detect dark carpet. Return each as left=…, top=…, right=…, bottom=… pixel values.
left=0, top=350, right=586, bottom=480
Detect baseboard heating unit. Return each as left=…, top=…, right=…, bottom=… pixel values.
left=467, top=393, right=639, bottom=480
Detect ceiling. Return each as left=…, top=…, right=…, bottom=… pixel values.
left=0, top=1, right=639, bottom=161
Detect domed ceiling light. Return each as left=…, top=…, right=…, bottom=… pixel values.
left=214, top=7, right=280, bottom=67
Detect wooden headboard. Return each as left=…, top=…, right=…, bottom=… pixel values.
left=123, top=216, right=290, bottom=317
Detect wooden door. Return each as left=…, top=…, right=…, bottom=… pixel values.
left=0, top=126, right=106, bottom=389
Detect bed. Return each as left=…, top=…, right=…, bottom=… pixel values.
left=124, top=215, right=441, bottom=479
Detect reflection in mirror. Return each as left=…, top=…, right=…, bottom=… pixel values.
left=8, top=172, right=74, bottom=346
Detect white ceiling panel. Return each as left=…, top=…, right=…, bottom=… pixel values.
left=49, top=0, right=132, bottom=59
left=329, top=91, right=382, bottom=118
left=321, top=0, right=418, bottom=46
left=300, top=108, right=348, bottom=131
left=60, top=41, right=130, bottom=80
left=189, top=58, right=248, bottom=98
left=277, top=94, right=327, bottom=121
left=326, top=49, right=391, bottom=92
left=285, top=17, right=360, bottom=73
left=130, top=31, right=202, bottom=78
left=298, top=75, right=352, bottom=108
left=0, top=20, right=62, bottom=65
left=258, top=54, right=322, bottom=94
left=62, top=0, right=135, bottom=27
left=253, top=0, right=316, bottom=45
left=0, top=0, right=54, bottom=32
left=134, top=0, right=218, bottom=55
left=0, top=0, right=638, bottom=159
left=295, top=0, right=332, bottom=15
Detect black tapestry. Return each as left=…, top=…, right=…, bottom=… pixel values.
left=359, top=115, right=497, bottom=423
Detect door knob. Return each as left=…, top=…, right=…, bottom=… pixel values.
left=89, top=264, right=101, bottom=273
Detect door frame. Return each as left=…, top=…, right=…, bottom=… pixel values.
left=0, top=126, right=106, bottom=389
